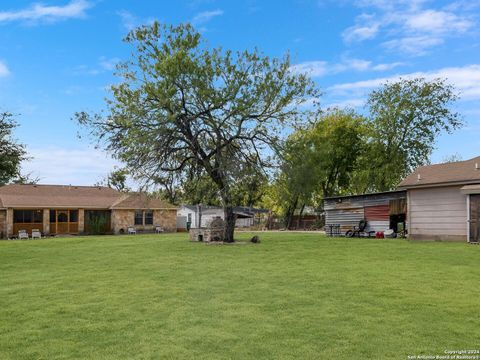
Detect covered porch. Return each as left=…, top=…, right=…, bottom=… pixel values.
left=9, top=208, right=85, bottom=237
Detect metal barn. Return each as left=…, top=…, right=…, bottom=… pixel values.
left=324, top=190, right=407, bottom=236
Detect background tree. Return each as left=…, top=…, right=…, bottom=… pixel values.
left=98, top=167, right=130, bottom=192
left=442, top=153, right=463, bottom=163
left=354, top=77, right=462, bottom=192
left=278, top=109, right=366, bottom=227
left=76, top=23, right=318, bottom=242
left=0, top=112, right=27, bottom=185
left=180, top=172, right=221, bottom=206
left=11, top=173, right=40, bottom=185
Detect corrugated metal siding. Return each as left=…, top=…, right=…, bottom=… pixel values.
left=325, top=208, right=364, bottom=233
left=364, top=205, right=390, bottom=221
left=366, top=220, right=390, bottom=232
left=324, top=191, right=406, bottom=210
left=325, top=191, right=406, bottom=235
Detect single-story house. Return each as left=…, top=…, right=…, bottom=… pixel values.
left=0, top=184, right=177, bottom=238
left=324, top=190, right=407, bottom=235
left=177, top=205, right=269, bottom=230
left=398, top=156, right=480, bottom=242
left=325, top=156, right=480, bottom=242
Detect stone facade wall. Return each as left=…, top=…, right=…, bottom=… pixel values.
left=111, top=209, right=133, bottom=234
left=189, top=228, right=224, bottom=242
left=78, top=209, right=85, bottom=233
left=111, top=209, right=177, bottom=234
left=42, top=209, right=50, bottom=235
left=6, top=208, right=13, bottom=237
left=153, top=210, right=177, bottom=232
left=0, top=210, right=6, bottom=239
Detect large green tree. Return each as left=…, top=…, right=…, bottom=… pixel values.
left=278, top=109, right=367, bottom=227
left=0, top=112, right=27, bottom=185
left=354, top=77, right=462, bottom=192
left=76, top=23, right=318, bottom=242
left=178, top=165, right=267, bottom=207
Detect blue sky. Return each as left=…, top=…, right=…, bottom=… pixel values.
left=0, top=0, right=479, bottom=185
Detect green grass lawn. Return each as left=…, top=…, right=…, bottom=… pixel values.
left=1, top=232, right=479, bottom=359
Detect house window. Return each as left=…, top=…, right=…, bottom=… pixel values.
left=49, top=210, right=79, bottom=223
left=13, top=210, right=43, bottom=223
left=144, top=210, right=153, bottom=225
left=134, top=210, right=143, bottom=225
left=57, top=212, right=68, bottom=222
left=187, top=213, right=192, bottom=223
left=69, top=210, right=78, bottom=222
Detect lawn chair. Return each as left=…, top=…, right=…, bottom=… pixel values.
left=127, top=226, right=137, bottom=235
left=155, top=225, right=164, bottom=234
left=31, top=229, right=42, bottom=239
left=345, top=219, right=375, bottom=238
left=18, top=230, right=29, bottom=240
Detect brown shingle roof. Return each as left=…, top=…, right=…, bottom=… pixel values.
left=0, top=184, right=177, bottom=210
left=111, top=192, right=177, bottom=209
left=399, top=156, right=480, bottom=188
left=0, top=184, right=121, bottom=208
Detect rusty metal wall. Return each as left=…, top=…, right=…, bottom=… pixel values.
left=325, top=207, right=365, bottom=233
left=364, top=205, right=390, bottom=221
left=324, top=191, right=406, bottom=211
left=325, top=191, right=406, bottom=234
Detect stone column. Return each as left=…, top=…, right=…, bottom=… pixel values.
left=0, top=210, right=6, bottom=239
left=6, top=208, right=13, bottom=238
left=43, top=209, right=50, bottom=235
left=78, top=209, right=85, bottom=233
left=111, top=210, right=116, bottom=234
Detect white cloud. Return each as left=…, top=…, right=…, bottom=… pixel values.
left=21, top=146, right=120, bottom=186
left=291, top=58, right=404, bottom=77
left=343, top=15, right=380, bottom=42
left=99, top=56, right=120, bottom=71
left=117, top=10, right=156, bottom=32
left=382, top=36, right=443, bottom=56
left=404, top=9, right=472, bottom=34
left=290, top=61, right=329, bottom=77
left=0, top=0, right=92, bottom=24
left=355, top=0, right=427, bottom=12
left=72, top=57, right=121, bottom=76
left=191, top=9, right=223, bottom=25
left=117, top=10, right=138, bottom=31
left=329, top=64, right=480, bottom=101
left=371, top=62, right=404, bottom=71
left=337, top=58, right=371, bottom=72
left=0, top=61, right=10, bottom=77
left=343, top=1, right=475, bottom=55
left=324, top=98, right=365, bottom=109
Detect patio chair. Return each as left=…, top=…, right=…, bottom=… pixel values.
left=127, top=226, right=137, bottom=235
left=31, top=229, right=42, bottom=239
left=18, top=230, right=29, bottom=240
left=345, top=219, right=375, bottom=238
left=155, top=225, right=164, bottom=234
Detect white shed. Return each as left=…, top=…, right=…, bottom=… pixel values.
left=176, top=205, right=267, bottom=230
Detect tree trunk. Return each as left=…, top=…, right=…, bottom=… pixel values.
left=297, top=203, right=305, bottom=229
left=224, top=206, right=236, bottom=242
left=285, top=195, right=298, bottom=229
